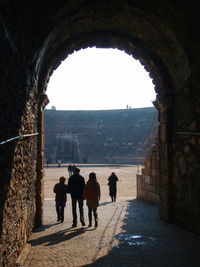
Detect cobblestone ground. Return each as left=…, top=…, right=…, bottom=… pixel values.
left=24, top=165, right=200, bottom=267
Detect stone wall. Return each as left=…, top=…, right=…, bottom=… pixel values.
left=0, top=86, right=40, bottom=266
left=170, top=76, right=200, bottom=233
left=137, top=143, right=160, bottom=205
left=0, top=15, right=42, bottom=266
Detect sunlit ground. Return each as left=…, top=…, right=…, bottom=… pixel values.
left=44, top=164, right=138, bottom=202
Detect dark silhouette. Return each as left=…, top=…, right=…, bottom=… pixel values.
left=108, top=172, right=118, bottom=202
left=46, top=159, right=49, bottom=168
left=68, top=164, right=73, bottom=177
left=67, top=168, right=85, bottom=227
left=57, top=159, right=61, bottom=167
left=53, top=176, right=68, bottom=223
left=83, top=172, right=101, bottom=228
left=71, top=164, right=76, bottom=174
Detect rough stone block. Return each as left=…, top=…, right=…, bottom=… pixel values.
left=144, top=183, right=155, bottom=192
left=151, top=168, right=160, bottom=177
left=159, top=124, right=166, bottom=142
left=159, top=200, right=170, bottom=221
left=136, top=174, right=145, bottom=200
left=16, top=243, right=31, bottom=267
left=160, top=160, right=169, bottom=176
left=145, top=191, right=159, bottom=205
left=144, top=175, right=150, bottom=184
left=178, top=156, right=187, bottom=175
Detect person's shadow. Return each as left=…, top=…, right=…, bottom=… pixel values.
left=30, top=227, right=85, bottom=247
left=33, top=223, right=55, bottom=233
left=99, top=201, right=111, bottom=206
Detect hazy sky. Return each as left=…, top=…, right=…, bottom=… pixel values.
left=46, top=48, right=156, bottom=110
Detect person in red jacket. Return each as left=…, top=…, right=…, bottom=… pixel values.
left=83, top=172, right=101, bottom=228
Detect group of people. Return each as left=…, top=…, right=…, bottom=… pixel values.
left=53, top=167, right=118, bottom=228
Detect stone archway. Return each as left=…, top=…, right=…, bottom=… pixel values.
left=38, top=36, right=181, bottom=225
left=0, top=1, right=199, bottom=266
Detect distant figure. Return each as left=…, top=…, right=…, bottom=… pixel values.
left=108, top=172, right=118, bottom=202
left=46, top=159, right=49, bottom=168
left=53, top=176, right=68, bottom=223
left=83, top=172, right=101, bottom=228
left=67, top=168, right=85, bottom=227
left=68, top=164, right=73, bottom=177
left=57, top=159, right=61, bottom=167
left=72, top=164, right=76, bottom=174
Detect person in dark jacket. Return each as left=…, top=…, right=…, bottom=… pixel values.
left=53, top=176, right=68, bottom=223
left=67, top=168, right=86, bottom=227
left=108, top=172, right=118, bottom=202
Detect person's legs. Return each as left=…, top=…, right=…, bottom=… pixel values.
left=56, top=202, right=61, bottom=222
left=93, top=208, right=98, bottom=227
left=71, top=198, right=77, bottom=227
left=60, top=202, right=65, bottom=222
left=88, top=207, right=92, bottom=227
left=78, top=199, right=85, bottom=226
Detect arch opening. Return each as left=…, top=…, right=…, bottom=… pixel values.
left=42, top=47, right=160, bottom=226
left=37, top=30, right=174, bottom=226
left=37, top=31, right=175, bottom=234
left=46, top=47, right=156, bottom=111
left=44, top=47, right=157, bottom=164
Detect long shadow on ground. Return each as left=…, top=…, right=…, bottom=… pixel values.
left=83, top=199, right=200, bottom=267
left=30, top=227, right=86, bottom=247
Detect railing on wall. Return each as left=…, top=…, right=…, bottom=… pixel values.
left=0, top=133, right=39, bottom=145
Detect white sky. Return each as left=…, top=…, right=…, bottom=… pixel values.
left=46, top=48, right=156, bottom=110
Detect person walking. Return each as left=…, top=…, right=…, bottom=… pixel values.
left=83, top=172, right=101, bottom=228
left=57, top=159, right=61, bottom=167
left=108, top=172, right=118, bottom=202
left=67, top=167, right=85, bottom=227
left=53, top=176, right=68, bottom=223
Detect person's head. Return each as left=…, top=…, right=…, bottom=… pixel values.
left=89, top=172, right=97, bottom=181
left=74, top=167, right=80, bottom=174
left=111, top=172, right=116, bottom=176
left=59, top=176, right=66, bottom=184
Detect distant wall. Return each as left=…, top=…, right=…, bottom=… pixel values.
left=44, top=108, right=157, bottom=164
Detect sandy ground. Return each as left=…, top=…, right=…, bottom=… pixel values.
left=44, top=164, right=138, bottom=202
left=43, top=164, right=138, bottom=225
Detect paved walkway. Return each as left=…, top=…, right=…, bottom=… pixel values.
left=24, top=197, right=200, bottom=267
